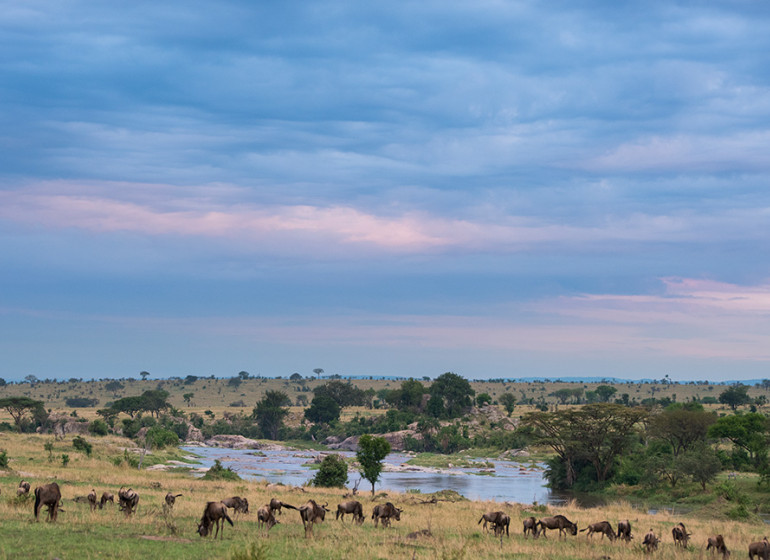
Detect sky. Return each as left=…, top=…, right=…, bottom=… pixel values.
left=1, top=1, right=769, bottom=382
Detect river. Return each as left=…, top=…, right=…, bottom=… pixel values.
left=181, top=446, right=556, bottom=504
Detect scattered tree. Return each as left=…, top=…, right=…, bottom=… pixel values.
left=312, top=454, right=349, bottom=488
left=719, top=384, right=752, bottom=411
left=0, top=396, right=45, bottom=431
left=252, top=391, right=291, bottom=440
left=356, top=434, right=391, bottom=496
left=499, top=393, right=516, bottom=416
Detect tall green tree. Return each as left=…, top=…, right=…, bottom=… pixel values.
left=499, top=393, right=516, bottom=416
left=648, top=405, right=716, bottom=457
left=305, top=394, right=341, bottom=424
left=719, top=384, right=752, bottom=411
left=708, top=412, right=769, bottom=466
left=253, top=390, right=291, bottom=440
left=595, top=385, right=618, bottom=403
left=356, top=434, right=391, bottom=496
left=428, top=372, right=475, bottom=418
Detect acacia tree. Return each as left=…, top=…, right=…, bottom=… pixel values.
left=647, top=405, right=716, bottom=457
left=719, top=384, right=752, bottom=411
left=356, top=434, right=391, bottom=496
left=428, top=372, right=475, bottom=418
left=0, top=396, right=45, bottom=431
left=499, top=393, right=516, bottom=416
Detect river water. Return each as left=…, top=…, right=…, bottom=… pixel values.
left=181, top=446, right=555, bottom=504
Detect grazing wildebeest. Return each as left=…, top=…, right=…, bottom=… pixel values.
left=372, top=502, right=402, bottom=528
left=581, top=521, right=615, bottom=541
left=34, top=482, right=61, bottom=522
left=523, top=516, right=539, bottom=538
left=336, top=500, right=365, bottom=524
left=222, top=496, right=249, bottom=515
left=118, top=487, right=139, bottom=515
left=672, top=522, right=690, bottom=548
left=492, top=513, right=511, bottom=537
left=706, top=534, right=730, bottom=558
left=18, top=480, right=31, bottom=496
left=197, top=501, right=233, bottom=539
left=748, top=538, right=769, bottom=560
left=165, top=492, right=182, bottom=509
left=643, top=529, right=659, bottom=552
left=257, top=504, right=279, bottom=534
left=269, top=498, right=297, bottom=516
left=617, top=519, right=632, bottom=542
left=87, top=489, right=97, bottom=511
left=298, top=499, right=330, bottom=537
left=99, top=492, right=114, bottom=509
left=478, top=511, right=509, bottom=536
left=537, top=515, right=578, bottom=538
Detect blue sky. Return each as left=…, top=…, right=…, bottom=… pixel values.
left=1, top=1, right=769, bottom=382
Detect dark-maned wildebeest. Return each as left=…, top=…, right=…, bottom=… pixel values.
left=537, top=515, right=578, bottom=538
left=118, top=487, right=139, bottom=515
left=257, top=504, right=279, bottom=535
left=197, top=501, right=233, bottom=539
left=336, top=500, right=364, bottom=524
left=18, top=480, right=31, bottom=496
left=99, top=492, right=114, bottom=509
left=748, top=538, right=769, bottom=560
left=492, top=513, right=511, bottom=537
left=523, top=516, right=539, bottom=538
left=34, top=482, right=61, bottom=522
left=222, top=496, right=249, bottom=515
left=87, top=489, right=97, bottom=511
left=643, top=529, right=659, bottom=552
left=269, top=498, right=297, bottom=516
left=672, top=522, right=690, bottom=548
left=581, top=521, right=615, bottom=541
left=372, top=502, right=402, bottom=528
left=617, top=519, right=632, bottom=542
left=478, top=511, right=509, bottom=535
left=165, top=492, right=182, bottom=509
left=706, top=534, right=730, bottom=558
left=298, top=499, right=329, bottom=537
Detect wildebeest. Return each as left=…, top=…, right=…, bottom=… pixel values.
left=706, top=534, right=730, bottom=558
left=672, top=522, right=690, bottom=548
left=34, top=482, right=61, bottom=522
left=222, top=496, right=249, bottom=515
left=492, top=513, right=511, bottom=537
left=165, top=492, right=182, bottom=509
left=748, top=538, right=769, bottom=560
left=643, top=529, right=659, bottom=553
left=257, top=504, right=279, bottom=534
left=298, top=499, right=330, bottom=537
left=87, top=489, right=97, bottom=511
left=18, top=480, right=31, bottom=496
left=336, top=500, right=365, bottom=524
left=118, top=487, right=139, bottom=515
left=99, top=492, right=114, bottom=509
left=617, top=519, right=632, bottom=542
left=372, top=502, right=402, bottom=528
left=478, top=511, right=509, bottom=536
left=581, top=521, right=615, bottom=541
left=269, top=498, right=297, bottom=516
left=197, top=501, right=234, bottom=539
left=523, top=516, right=540, bottom=538
left=537, top=515, right=578, bottom=538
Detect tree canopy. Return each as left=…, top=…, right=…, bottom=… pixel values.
left=0, top=396, right=45, bottom=431
left=719, top=384, right=752, bottom=411
left=427, top=372, right=475, bottom=419
left=252, top=390, right=291, bottom=440
left=356, top=434, right=391, bottom=496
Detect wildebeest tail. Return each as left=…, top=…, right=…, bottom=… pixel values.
left=33, top=487, right=42, bottom=518
left=225, top=512, right=234, bottom=526
left=281, top=503, right=298, bottom=511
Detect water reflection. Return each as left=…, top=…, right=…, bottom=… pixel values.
left=182, top=446, right=553, bottom=504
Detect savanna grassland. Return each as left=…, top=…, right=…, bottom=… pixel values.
left=1, top=431, right=768, bottom=560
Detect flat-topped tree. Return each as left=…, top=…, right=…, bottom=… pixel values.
left=0, top=396, right=45, bottom=431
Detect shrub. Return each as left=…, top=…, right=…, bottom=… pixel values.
left=312, top=454, right=349, bottom=488
left=202, top=459, right=241, bottom=481
left=72, top=436, right=92, bottom=456
left=89, top=419, right=109, bottom=436
left=145, top=426, right=179, bottom=449
left=61, top=454, right=70, bottom=467
left=0, top=449, right=8, bottom=469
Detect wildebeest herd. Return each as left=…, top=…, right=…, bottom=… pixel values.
left=13, top=478, right=770, bottom=557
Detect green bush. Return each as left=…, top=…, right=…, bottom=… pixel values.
left=0, top=449, right=8, bottom=469
left=202, top=459, right=241, bottom=481
left=72, top=436, right=92, bottom=456
left=145, top=426, right=179, bottom=449
left=89, top=419, right=109, bottom=436
left=312, top=454, right=349, bottom=488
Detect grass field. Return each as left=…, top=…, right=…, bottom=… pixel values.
left=1, top=376, right=761, bottom=425
left=1, top=431, right=769, bottom=560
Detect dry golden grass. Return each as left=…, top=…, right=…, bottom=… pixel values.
left=1, top=432, right=769, bottom=560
